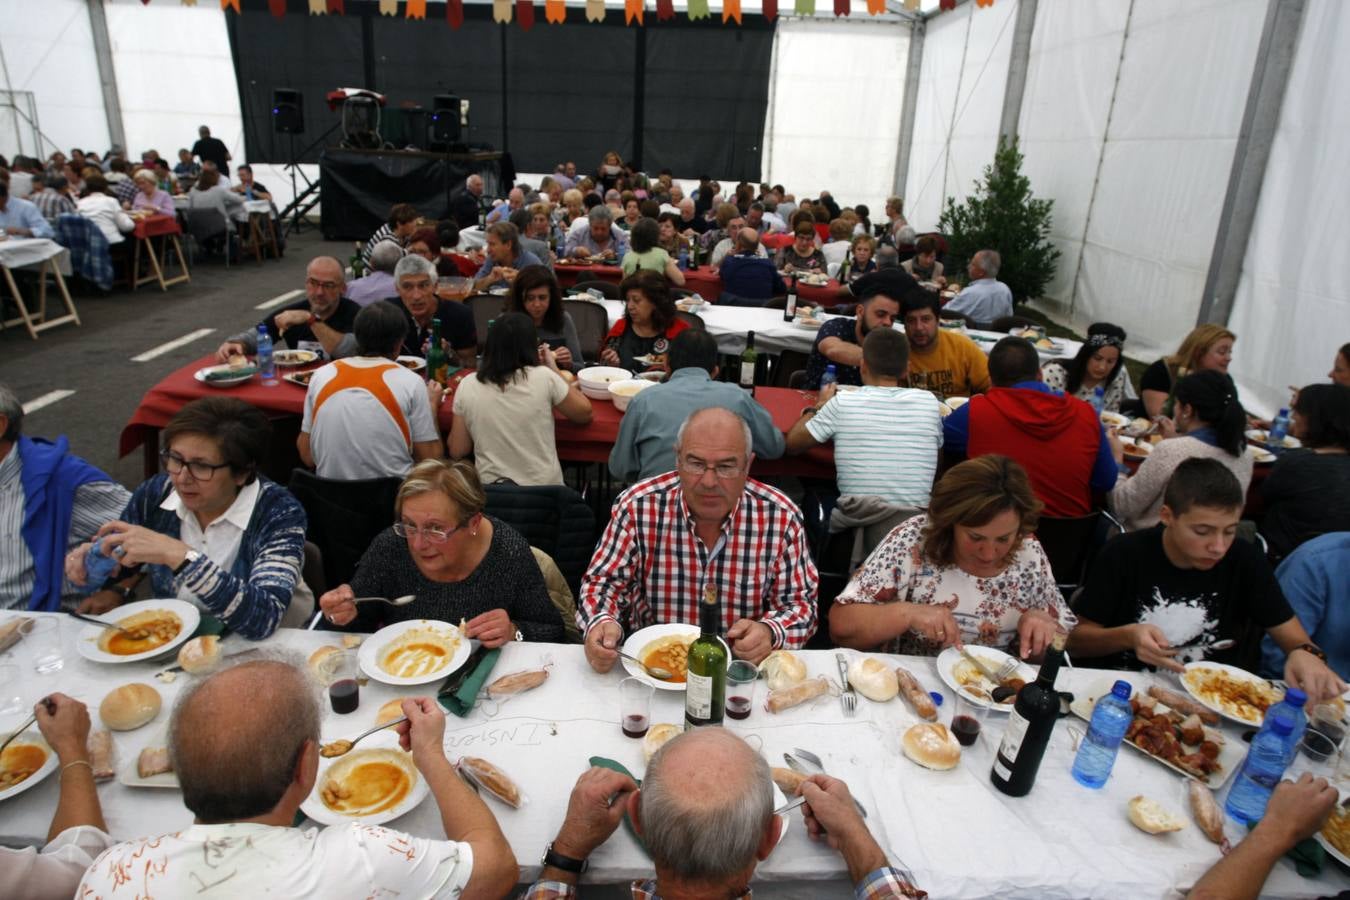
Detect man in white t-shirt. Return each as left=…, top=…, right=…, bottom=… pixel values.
left=78, top=660, right=518, bottom=899
left=299, top=301, right=444, bottom=480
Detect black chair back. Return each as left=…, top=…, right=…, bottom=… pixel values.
left=771, top=349, right=810, bottom=388
left=562, top=299, right=609, bottom=362
left=288, top=469, right=402, bottom=589
left=1035, top=512, right=1103, bottom=594
left=466, top=294, right=508, bottom=347
left=574, top=279, right=620, bottom=299
left=674, top=310, right=706, bottom=332
left=483, top=483, right=595, bottom=596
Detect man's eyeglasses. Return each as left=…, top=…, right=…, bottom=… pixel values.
left=306, top=277, right=340, bottom=291
left=161, top=449, right=229, bottom=481
left=393, top=521, right=465, bottom=544
left=678, top=457, right=744, bottom=480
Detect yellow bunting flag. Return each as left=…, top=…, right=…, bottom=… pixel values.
left=903, top=0, right=919, bottom=8
left=309, top=0, right=325, bottom=13
left=793, top=0, right=814, bottom=14
left=545, top=0, right=566, bottom=22
left=723, top=0, right=741, bottom=24
left=585, top=0, right=604, bottom=21
left=686, top=0, right=709, bottom=19
left=379, top=0, right=398, bottom=13
left=406, top=0, right=426, bottom=18
left=183, top=0, right=199, bottom=7
left=493, top=0, right=512, bottom=22
left=625, top=0, right=644, bottom=25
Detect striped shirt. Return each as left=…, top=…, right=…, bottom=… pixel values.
left=805, top=386, right=943, bottom=506
left=578, top=472, right=818, bottom=648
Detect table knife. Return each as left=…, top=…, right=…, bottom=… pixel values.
left=959, top=646, right=1002, bottom=682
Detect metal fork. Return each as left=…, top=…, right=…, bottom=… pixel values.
left=835, top=653, right=856, bottom=717
left=993, top=657, right=1021, bottom=682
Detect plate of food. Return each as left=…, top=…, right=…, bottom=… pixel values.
left=1180, top=661, right=1284, bottom=728
left=282, top=370, right=314, bottom=388
left=75, top=599, right=201, bottom=664
left=119, top=731, right=179, bottom=789
left=576, top=366, right=633, bottom=401
left=936, top=646, right=1035, bottom=711
left=1121, top=437, right=1154, bottom=460
left=358, top=619, right=471, bottom=687
left=1070, top=682, right=1240, bottom=788
left=797, top=272, right=830, bottom=287
left=1101, top=411, right=1130, bottom=429
left=396, top=356, right=426, bottom=372
left=0, top=732, right=59, bottom=803
left=301, top=731, right=429, bottom=826
left=272, top=349, right=319, bottom=367
left=793, top=316, right=823, bottom=329
left=1316, top=803, right=1350, bottom=869
left=1245, top=429, right=1301, bottom=450
left=1250, top=446, right=1277, bottom=464
left=193, top=364, right=255, bottom=388
left=621, top=623, right=701, bottom=691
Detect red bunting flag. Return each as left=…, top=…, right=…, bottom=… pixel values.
left=939, top=0, right=956, bottom=8
left=625, top=0, right=644, bottom=25
left=834, top=0, right=848, bottom=15
left=545, top=0, right=566, bottom=22
left=517, top=0, right=535, bottom=29
left=447, top=0, right=464, bottom=27
left=656, top=0, right=674, bottom=20
left=723, top=0, right=741, bottom=24
left=268, top=0, right=285, bottom=15
left=761, top=0, right=777, bottom=22
left=328, top=0, right=344, bottom=12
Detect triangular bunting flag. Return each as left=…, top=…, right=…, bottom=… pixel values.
left=182, top=0, right=198, bottom=7
left=868, top=0, right=887, bottom=13
left=268, top=0, right=286, bottom=16
left=656, top=0, right=674, bottom=20
left=516, top=0, right=535, bottom=29
left=328, top=0, right=344, bottom=12
left=447, top=0, right=464, bottom=27
left=585, top=0, right=604, bottom=21
left=687, top=0, right=710, bottom=19
left=903, top=0, right=919, bottom=9
left=939, top=0, right=956, bottom=8
left=493, top=0, right=511, bottom=22
left=794, top=0, right=814, bottom=13
left=761, top=0, right=777, bottom=22
left=834, top=0, right=848, bottom=15
left=308, top=0, right=325, bottom=13
left=723, top=0, right=741, bottom=24
left=976, top=0, right=994, bottom=6
left=221, top=0, right=240, bottom=10
left=625, top=0, right=644, bottom=25
left=379, top=0, right=398, bottom=14
left=406, top=0, right=427, bottom=17
left=545, top=0, right=565, bottom=22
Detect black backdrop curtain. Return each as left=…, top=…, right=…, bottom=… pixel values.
left=226, top=0, right=774, bottom=180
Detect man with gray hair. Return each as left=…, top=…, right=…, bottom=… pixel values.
left=524, top=728, right=920, bottom=898
left=337, top=254, right=477, bottom=367
left=943, top=249, right=1014, bottom=324
left=345, top=239, right=402, bottom=307
left=581, top=406, right=818, bottom=668
left=78, top=660, right=519, bottom=897
left=450, top=172, right=487, bottom=228
left=0, top=384, right=130, bottom=611
left=565, top=205, right=627, bottom=260
left=485, top=185, right=525, bottom=225
left=216, top=256, right=360, bottom=362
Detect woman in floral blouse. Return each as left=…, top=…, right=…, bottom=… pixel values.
left=830, top=455, right=1075, bottom=660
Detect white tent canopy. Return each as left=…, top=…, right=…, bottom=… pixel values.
left=3, top=0, right=1347, bottom=417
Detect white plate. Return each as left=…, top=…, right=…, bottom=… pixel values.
left=272, top=349, right=318, bottom=367
left=193, top=366, right=254, bottom=388
left=358, top=619, right=471, bottom=687
left=396, top=355, right=426, bottom=372
left=577, top=366, right=632, bottom=400
left=300, top=731, right=429, bottom=827
left=75, top=599, right=201, bottom=665
left=118, top=731, right=179, bottom=789
left=1316, top=812, right=1350, bottom=869
left=1180, top=661, right=1284, bottom=728
left=1251, top=446, right=1276, bottom=464
left=793, top=318, right=823, bottom=329
left=1100, top=411, right=1130, bottom=429
left=1069, top=681, right=1241, bottom=789
left=282, top=372, right=313, bottom=388
left=621, top=623, right=702, bottom=692
left=935, top=646, right=1035, bottom=712
left=1245, top=429, right=1301, bottom=450
left=0, top=733, right=59, bottom=803
left=1121, top=437, right=1154, bottom=460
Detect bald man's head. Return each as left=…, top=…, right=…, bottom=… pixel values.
left=171, top=660, right=320, bottom=823
left=639, top=729, right=773, bottom=884
left=736, top=227, right=760, bottom=253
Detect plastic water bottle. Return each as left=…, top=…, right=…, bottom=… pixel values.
left=79, top=537, right=120, bottom=594
left=677, top=245, right=689, bottom=271
left=1260, top=687, right=1308, bottom=753
left=1090, top=386, right=1106, bottom=414
left=256, top=325, right=277, bottom=387
left=819, top=364, right=838, bottom=392
left=1071, top=680, right=1134, bottom=788
left=1268, top=407, right=1291, bottom=445
left=1225, top=713, right=1295, bottom=825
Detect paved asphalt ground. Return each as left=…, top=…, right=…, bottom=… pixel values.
left=0, top=228, right=351, bottom=490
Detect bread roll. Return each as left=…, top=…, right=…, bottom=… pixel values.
left=771, top=766, right=808, bottom=797
left=895, top=666, right=938, bottom=721
left=759, top=650, right=807, bottom=692
left=1188, top=780, right=1225, bottom=844
left=643, top=723, right=682, bottom=762
left=375, top=699, right=407, bottom=727
left=99, top=683, right=162, bottom=731
left=459, top=757, right=523, bottom=807
left=87, top=730, right=115, bottom=782
left=766, top=676, right=829, bottom=713
left=177, top=635, right=222, bottom=675
left=1127, top=796, right=1185, bottom=834
left=307, top=645, right=340, bottom=677
left=847, top=657, right=898, bottom=702
left=901, top=723, right=961, bottom=770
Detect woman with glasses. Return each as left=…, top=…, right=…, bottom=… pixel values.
left=65, top=398, right=308, bottom=640
left=317, top=459, right=564, bottom=643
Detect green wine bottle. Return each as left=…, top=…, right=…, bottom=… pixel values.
left=426, top=318, right=449, bottom=386
left=684, top=585, right=727, bottom=728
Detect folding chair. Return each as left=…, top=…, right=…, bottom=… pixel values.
left=563, top=299, right=609, bottom=362
left=465, top=293, right=507, bottom=346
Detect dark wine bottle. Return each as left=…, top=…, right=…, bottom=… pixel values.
left=684, top=585, right=727, bottom=728
left=990, top=633, right=1066, bottom=797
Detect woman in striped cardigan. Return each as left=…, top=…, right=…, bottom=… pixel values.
left=66, top=398, right=307, bottom=639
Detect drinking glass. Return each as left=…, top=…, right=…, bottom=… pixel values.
left=950, top=693, right=988, bottom=748
left=25, top=618, right=64, bottom=675
left=725, top=660, right=758, bottom=721
left=319, top=650, right=361, bottom=714
left=1300, top=703, right=1346, bottom=765
left=620, top=677, right=653, bottom=738
left=0, top=663, right=24, bottom=716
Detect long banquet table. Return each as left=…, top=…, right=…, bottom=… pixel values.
left=554, top=261, right=843, bottom=306
left=2, top=613, right=1345, bottom=899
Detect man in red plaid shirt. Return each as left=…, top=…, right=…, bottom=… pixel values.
left=579, top=407, right=818, bottom=669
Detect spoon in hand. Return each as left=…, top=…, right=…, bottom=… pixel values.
left=352, top=595, right=416, bottom=607
left=319, top=715, right=410, bottom=759
left=617, top=650, right=673, bottom=681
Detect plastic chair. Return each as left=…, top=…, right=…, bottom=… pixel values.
left=182, top=207, right=238, bottom=266
left=574, top=279, right=619, bottom=299
left=483, top=483, right=595, bottom=597
left=675, top=310, right=706, bottom=332
left=287, top=469, right=402, bottom=591
left=563, top=299, right=609, bottom=363
left=465, top=293, right=507, bottom=346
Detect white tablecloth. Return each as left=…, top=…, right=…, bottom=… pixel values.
left=1, top=615, right=1344, bottom=898
left=594, top=299, right=1083, bottom=362
left=0, top=237, right=72, bottom=276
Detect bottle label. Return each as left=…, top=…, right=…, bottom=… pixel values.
left=785, top=295, right=797, bottom=316
left=686, top=672, right=713, bottom=720
left=992, top=759, right=1012, bottom=781
left=998, top=709, right=1031, bottom=764
left=740, top=362, right=754, bottom=385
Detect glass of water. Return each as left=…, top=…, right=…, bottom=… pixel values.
left=0, top=663, right=24, bottom=716
left=25, top=618, right=65, bottom=675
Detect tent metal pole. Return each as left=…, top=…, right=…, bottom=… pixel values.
left=1197, top=0, right=1306, bottom=327
left=86, top=0, right=126, bottom=153
left=892, top=16, right=924, bottom=200
left=998, top=0, right=1036, bottom=142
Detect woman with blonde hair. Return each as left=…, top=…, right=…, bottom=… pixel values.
left=1141, top=324, right=1236, bottom=418
left=830, top=456, right=1074, bottom=659
left=128, top=169, right=174, bottom=217
left=317, top=458, right=564, bottom=642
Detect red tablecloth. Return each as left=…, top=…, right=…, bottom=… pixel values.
left=761, top=233, right=795, bottom=250
left=553, top=262, right=840, bottom=305
left=121, top=356, right=835, bottom=481
left=132, top=214, right=182, bottom=239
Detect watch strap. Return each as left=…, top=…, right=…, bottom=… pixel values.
left=174, top=550, right=200, bottom=575
left=542, top=842, right=588, bottom=874
left=1296, top=643, right=1328, bottom=662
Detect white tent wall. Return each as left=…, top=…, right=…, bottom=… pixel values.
left=0, top=0, right=110, bottom=160
left=902, top=0, right=1016, bottom=233
left=1227, top=0, right=1350, bottom=417
left=761, top=18, right=909, bottom=214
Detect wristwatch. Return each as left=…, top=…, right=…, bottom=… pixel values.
left=173, top=549, right=202, bottom=575
left=541, top=842, right=588, bottom=874
left=1295, top=643, right=1328, bottom=662
left=513, top=624, right=524, bottom=643
left=800, top=406, right=818, bottom=418
left=113, top=583, right=136, bottom=602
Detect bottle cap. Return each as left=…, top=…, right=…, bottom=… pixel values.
left=1284, top=687, right=1307, bottom=708
left=1110, top=680, right=1132, bottom=700
left=1269, top=713, right=1294, bottom=736
left=929, top=691, right=943, bottom=708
